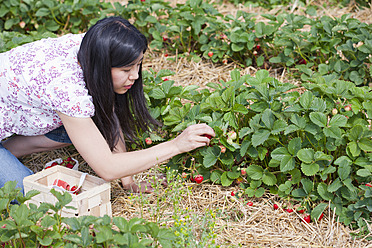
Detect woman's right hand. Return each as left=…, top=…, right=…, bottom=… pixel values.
left=172, top=123, right=215, bottom=154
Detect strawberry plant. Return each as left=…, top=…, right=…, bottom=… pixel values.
left=0, top=181, right=175, bottom=247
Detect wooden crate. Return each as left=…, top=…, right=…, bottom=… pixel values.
left=23, top=165, right=112, bottom=218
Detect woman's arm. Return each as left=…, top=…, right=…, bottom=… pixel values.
left=57, top=111, right=214, bottom=181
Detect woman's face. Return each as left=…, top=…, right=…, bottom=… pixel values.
left=111, top=52, right=144, bottom=94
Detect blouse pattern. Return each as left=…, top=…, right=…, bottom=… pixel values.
left=0, top=33, right=95, bottom=140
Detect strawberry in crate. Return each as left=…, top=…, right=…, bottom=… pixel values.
left=44, top=156, right=79, bottom=170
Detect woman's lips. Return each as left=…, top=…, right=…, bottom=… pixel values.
left=123, top=84, right=133, bottom=89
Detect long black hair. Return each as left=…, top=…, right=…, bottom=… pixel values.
left=77, top=16, right=159, bottom=151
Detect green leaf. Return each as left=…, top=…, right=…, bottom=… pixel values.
left=338, top=164, right=351, bottom=180
left=329, top=114, right=347, bottom=127
left=356, top=168, right=372, bottom=177
left=323, top=126, right=342, bottom=139
left=311, top=203, right=328, bottom=221
left=301, top=162, right=319, bottom=176
left=251, top=129, right=270, bottom=147
left=299, top=91, right=313, bottom=109
left=359, top=138, right=372, bottom=152
left=221, top=172, right=234, bottom=186
left=246, top=164, right=263, bottom=180
left=328, top=178, right=343, bottom=192
left=280, top=155, right=295, bottom=172
left=297, top=148, right=314, bottom=163
left=288, top=137, right=301, bottom=156
left=347, top=141, right=360, bottom=157
left=210, top=170, right=222, bottom=184
left=271, top=147, right=290, bottom=160
left=262, top=109, right=274, bottom=129
left=301, top=178, right=314, bottom=194
left=317, top=182, right=333, bottom=201
left=309, top=112, right=327, bottom=127
left=262, top=171, right=277, bottom=186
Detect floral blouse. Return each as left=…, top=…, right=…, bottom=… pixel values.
left=0, top=33, right=95, bottom=140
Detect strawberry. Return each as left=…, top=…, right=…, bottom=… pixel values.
left=163, top=78, right=169, bottom=81
left=181, top=172, right=187, bottom=179
left=208, top=51, right=213, bottom=57
left=273, top=204, right=279, bottom=210
left=222, top=59, right=228, bottom=64
left=163, top=37, right=168, bottom=42
left=256, top=45, right=261, bottom=51
left=231, top=191, right=235, bottom=196
left=164, top=53, right=168, bottom=57
left=220, top=145, right=226, bottom=153
left=1, top=224, right=6, bottom=228
left=44, top=165, right=52, bottom=169
left=53, top=179, right=70, bottom=190
left=194, top=175, right=203, bottom=184
left=51, top=162, right=59, bottom=167
left=19, top=21, right=26, bottom=29
left=318, top=213, right=324, bottom=221
left=227, top=131, right=237, bottom=140
left=332, top=108, right=338, bottom=115
left=241, top=168, right=246, bottom=176
left=65, top=163, right=74, bottom=169
left=298, top=59, right=307, bottom=65
left=203, top=134, right=212, bottom=139
left=70, top=185, right=81, bottom=195
left=303, top=215, right=311, bottom=223
left=297, top=207, right=306, bottom=214
left=145, top=137, right=152, bottom=145
left=344, top=105, right=352, bottom=111
left=247, top=201, right=253, bottom=206
left=366, top=183, right=372, bottom=187
left=286, top=208, right=294, bottom=213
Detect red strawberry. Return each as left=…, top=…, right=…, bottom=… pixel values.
left=231, top=191, right=235, bottom=196
left=286, top=208, right=294, bottom=213
left=273, top=204, right=279, bottom=210
left=51, top=162, right=59, bottom=167
left=65, top=163, right=74, bottom=169
left=163, top=37, right=168, bottom=42
left=53, top=179, right=70, bottom=190
left=303, top=215, right=311, bottom=223
left=203, top=134, right=212, bottom=139
left=297, top=207, right=306, bottom=214
left=45, top=165, right=52, bottom=170
left=256, top=45, right=261, bottom=51
left=318, top=213, right=324, bottom=221
left=194, top=175, right=203, bottom=184
left=164, top=54, right=168, bottom=57
left=163, top=78, right=169, bottom=81
left=366, top=183, right=372, bottom=187
left=241, top=168, right=246, bottom=176
left=298, top=59, right=307, bottom=65
left=208, top=51, right=213, bottom=57
left=145, top=137, right=152, bottom=145
left=247, top=201, right=253, bottom=206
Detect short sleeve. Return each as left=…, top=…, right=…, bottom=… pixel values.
left=47, top=72, right=95, bottom=118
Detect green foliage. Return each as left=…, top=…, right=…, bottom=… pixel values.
left=143, top=68, right=372, bottom=235
left=0, top=181, right=175, bottom=247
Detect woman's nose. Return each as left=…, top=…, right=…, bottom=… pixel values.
left=129, top=68, right=139, bottom=80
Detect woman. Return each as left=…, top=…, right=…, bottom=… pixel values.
left=0, top=16, right=214, bottom=194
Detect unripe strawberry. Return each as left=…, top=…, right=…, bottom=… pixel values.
left=228, top=131, right=237, bottom=140
left=145, top=137, right=152, bottom=145
left=220, top=145, right=226, bottom=153
left=222, top=59, right=228, bottom=64
left=208, top=51, right=213, bottom=57
left=181, top=172, right=187, bottom=179
left=194, top=175, right=203, bottom=184
left=345, top=105, right=352, bottom=111
left=241, top=168, right=246, bottom=176
left=332, top=108, right=338, bottom=115
left=19, top=21, right=26, bottom=28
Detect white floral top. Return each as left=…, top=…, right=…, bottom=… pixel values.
left=0, top=33, right=95, bottom=140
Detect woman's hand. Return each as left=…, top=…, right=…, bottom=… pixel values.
left=172, top=123, right=215, bottom=154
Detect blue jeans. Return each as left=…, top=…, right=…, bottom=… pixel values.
left=0, top=126, right=72, bottom=195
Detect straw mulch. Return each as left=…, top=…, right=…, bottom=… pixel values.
left=21, top=1, right=372, bottom=247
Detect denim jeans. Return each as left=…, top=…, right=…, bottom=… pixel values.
left=0, top=126, right=72, bottom=195
left=0, top=143, right=33, bottom=195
